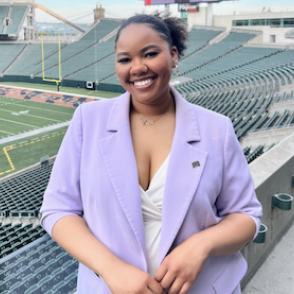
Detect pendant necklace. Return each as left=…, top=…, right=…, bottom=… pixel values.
left=141, top=115, right=163, bottom=126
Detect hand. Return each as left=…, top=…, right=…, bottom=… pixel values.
left=154, top=235, right=208, bottom=294
left=102, top=258, right=165, bottom=294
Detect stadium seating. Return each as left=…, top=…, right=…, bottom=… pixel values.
left=176, top=31, right=258, bottom=76
left=0, top=223, right=46, bottom=259
left=6, top=5, right=27, bottom=35
left=68, top=53, right=116, bottom=82
left=0, top=234, right=78, bottom=293
left=0, top=5, right=9, bottom=34
left=183, top=27, right=224, bottom=57
left=6, top=43, right=68, bottom=76
left=40, top=35, right=116, bottom=80
left=32, top=19, right=121, bottom=77
left=0, top=44, right=27, bottom=73
left=0, top=164, right=52, bottom=218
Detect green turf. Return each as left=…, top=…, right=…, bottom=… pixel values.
left=0, top=96, right=75, bottom=137
left=1, top=82, right=120, bottom=98
left=0, top=127, right=68, bottom=178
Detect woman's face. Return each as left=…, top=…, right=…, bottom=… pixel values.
left=115, top=23, right=178, bottom=106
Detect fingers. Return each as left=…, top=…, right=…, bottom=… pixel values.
left=167, top=278, right=184, bottom=294
left=147, top=277, right=165, bottom=294
left=154, top=262, right=168, bottom=283
left=159, top=271, right=175, bottom=291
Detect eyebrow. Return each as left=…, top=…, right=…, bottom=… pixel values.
left=116, top=45, right=161, bottom=57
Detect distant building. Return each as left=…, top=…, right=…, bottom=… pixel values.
left=0, top=1, right=35, bottom=41
left=188, top=6, right=294, bottom=46
left=94, top=3, right=105, bottom=22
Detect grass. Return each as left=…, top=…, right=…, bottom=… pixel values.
left=0, top=96, right=75, bottom=138
left=0, top=127, right=68, bottom=178
left=1, top=82, right=120, bottom=98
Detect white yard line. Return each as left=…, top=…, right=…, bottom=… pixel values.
left=0, top=108, right=63, bottom=122
left=0, top=129, right=15, bottom=135
left=0, top=118, right=38, bottom=128
left=0, top=100, right=74, bottom=116
left=0, top=121, right=70, bottom=145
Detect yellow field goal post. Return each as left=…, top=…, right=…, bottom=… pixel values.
left=41, top=35, right=61, bottom=91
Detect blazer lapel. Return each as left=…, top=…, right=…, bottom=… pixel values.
left=159, top=89, right=208, bottom=263
left=97, top=93, right=147, bottom=264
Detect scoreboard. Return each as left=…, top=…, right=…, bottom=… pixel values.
left=145, top=0, right=233, bottom=4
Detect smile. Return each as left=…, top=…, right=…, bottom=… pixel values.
left=131, top=78, right=155, bottom=89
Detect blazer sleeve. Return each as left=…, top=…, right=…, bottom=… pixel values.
left=40, top=105, right=83, bottom=237
left=216, top=117, right=262, bottom=240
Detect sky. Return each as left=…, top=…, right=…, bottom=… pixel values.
left=33, top=0, right=294, bottom=23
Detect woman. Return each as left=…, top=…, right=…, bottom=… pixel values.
left=40, top=14, right=262, bottom=294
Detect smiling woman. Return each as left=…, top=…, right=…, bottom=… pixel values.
left=40, top=13, right=262, bottom=294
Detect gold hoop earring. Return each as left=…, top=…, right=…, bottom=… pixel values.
left=172, top=65, right=179, bottom=76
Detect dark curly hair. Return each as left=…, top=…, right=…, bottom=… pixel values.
left=115, top=12, right=188, bottom=59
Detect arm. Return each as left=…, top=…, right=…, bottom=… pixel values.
left=40, top=105, right=163, bottom=294
left=52, top=215, right=164, bottom=294
left=155, top=117, right=262, bottom=294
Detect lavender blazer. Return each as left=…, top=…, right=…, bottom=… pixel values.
left=40, top=87, right=262, bottom=294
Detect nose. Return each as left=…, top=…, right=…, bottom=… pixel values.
left=130, top=58, right=148, bottom=75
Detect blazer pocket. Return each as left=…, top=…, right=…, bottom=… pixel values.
left=212, top=253, right=246, bottom=294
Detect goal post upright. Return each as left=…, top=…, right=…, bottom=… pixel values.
left=41, top=34, right=61, bottom=91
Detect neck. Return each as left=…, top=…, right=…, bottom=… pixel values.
left=130, top=91, right=175, bottom=118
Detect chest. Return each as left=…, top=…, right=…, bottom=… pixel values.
left=130, top=115, right=175, bottom=191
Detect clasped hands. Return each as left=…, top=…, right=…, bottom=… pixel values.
left=104, top=234, right=208, bottom=294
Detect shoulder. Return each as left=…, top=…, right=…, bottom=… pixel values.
left=78, top=96, right=120, bottom=116
left=183, top=96, right=231, bottom=135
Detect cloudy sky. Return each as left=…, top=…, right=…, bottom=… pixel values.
left=34, top=0, right=294, bottom=23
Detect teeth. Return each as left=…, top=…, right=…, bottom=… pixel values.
left=134, top=79, right=152, bottom=87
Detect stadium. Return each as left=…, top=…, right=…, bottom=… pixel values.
left=0, top=0, right=294, bottom=293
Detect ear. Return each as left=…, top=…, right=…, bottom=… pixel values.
left=170, top=46, right=179, bottom=68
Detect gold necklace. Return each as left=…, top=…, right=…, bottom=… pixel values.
left=140, top=115, right=163, bottom=126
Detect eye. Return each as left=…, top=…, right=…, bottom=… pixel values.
left=145, top=51, right=159, bottom=58
left=117, top=57, right=131, bottom=64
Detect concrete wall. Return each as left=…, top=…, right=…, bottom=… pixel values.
left=187, top=7, right=207, bottom=27
left=240, top=127, right=294, bottom=150
left=241, top=132, right=294, bottom=287
left=269, top=100, right=294, bottom=115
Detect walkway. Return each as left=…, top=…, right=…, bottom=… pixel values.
left=0, top=121, right=70, bottom=145
left=243, top=221, right=294, bottom=294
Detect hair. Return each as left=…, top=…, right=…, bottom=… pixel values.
left=115, top=12, right=188, bottom=59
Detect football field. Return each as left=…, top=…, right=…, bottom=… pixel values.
left=0, top=96, right=74, bottom=138
left=0, top=96, right=76, bottom=178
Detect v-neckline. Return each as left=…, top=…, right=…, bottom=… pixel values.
left=140, top=154, right=170, bottom=192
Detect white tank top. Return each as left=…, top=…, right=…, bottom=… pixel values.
left=140, top=155, right=170, bottom=277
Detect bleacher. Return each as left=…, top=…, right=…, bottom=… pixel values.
left=0, top=223, right=46, bottom=259
left=177, top=31, right=258, bottom=76
left=68, top=52, right=115, bottom=82
left=183, top=27, right=224, bottom=57
left=33, top=19, right=121, bottom=77
left=6, top=43, right=68, bottom=76
left=39, top=35, right=116, bottom=80
left=0, top=5, right=9, bottom=34
left=0, top=234, right=78, bottom=293
left=0, top=161, right=79, bottom=293
left=0, top=44, right=27, bottom=73
left=0, top=164, right=52, bottom=218
left=6, top=5, right=27, bottom=35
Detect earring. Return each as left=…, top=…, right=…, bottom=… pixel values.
left=172, top=65, right=179, bottom=75
left=117, top=76, right=120, bottom=84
